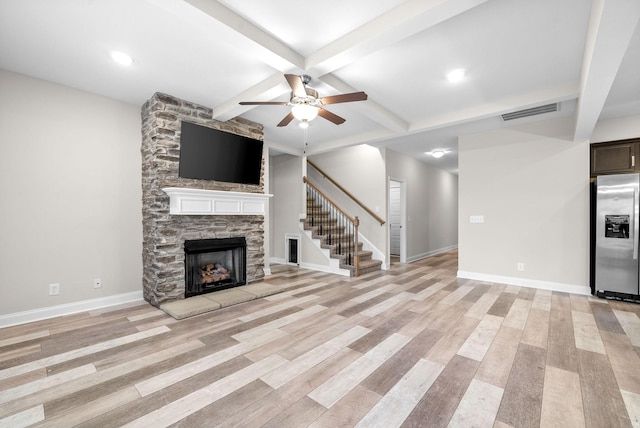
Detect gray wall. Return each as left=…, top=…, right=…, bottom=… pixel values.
left=308, top=145, right=388, bottom=255
left=458, top=114, right=640, bottom=293
left=269, top=153, right=327, bottom=266
left=0, top=70, right=142, bottom=315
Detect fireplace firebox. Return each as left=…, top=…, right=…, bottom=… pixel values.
left=184, top=237, right=247, bottom=298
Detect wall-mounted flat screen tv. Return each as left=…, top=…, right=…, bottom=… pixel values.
left=178, top=121, right=263, bottom=185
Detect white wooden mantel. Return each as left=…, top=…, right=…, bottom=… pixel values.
left=162, top=187, right=272, bottom=215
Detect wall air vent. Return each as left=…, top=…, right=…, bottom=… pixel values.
left=500, top=103, right=559, bottom=121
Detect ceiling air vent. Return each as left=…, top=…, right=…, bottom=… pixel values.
left=501, top=103, right=559, bottom=121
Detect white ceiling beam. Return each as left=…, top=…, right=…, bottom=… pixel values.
left=573, top=0, right=640, bottom=142
left=183, top=0, right=304, bottom=71
left=193, top=0, right=487, bottom=130
left=306, top=0, right=488, bottom=75
left=265, top=140, right=304, bottom=157
left=319, top=73, right=409, bottom=132
left=305, top=129, right=398, bottom=155
left=410, top=83, right=579, bottom=133
left=212, top=73, right=289, bottom=121
left=182, top=0, right=306, bottom=121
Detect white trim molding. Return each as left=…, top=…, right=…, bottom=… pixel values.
left=0, top=291, right=144, bottom=328
left=269, top=257, right=350, bottom=277
left=163, top=187, right=273, bottom=215
left=406, top=245, right=458, bottom=263
left=457, top=270, right=591, bottom=296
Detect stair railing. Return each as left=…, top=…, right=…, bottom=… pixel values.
left=304, top=176, right=360, bottom=276
left=307, top=159, right=385, bottom=226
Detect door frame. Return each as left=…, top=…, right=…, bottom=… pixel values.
left=388, top=177, right=407, bottom=265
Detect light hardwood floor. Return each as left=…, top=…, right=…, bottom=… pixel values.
left=2, top=249, right=640, bottom=427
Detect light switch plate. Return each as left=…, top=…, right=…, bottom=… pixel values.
left=470, top=215, right=485, bottom=224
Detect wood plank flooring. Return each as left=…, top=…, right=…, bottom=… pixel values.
left=2, top=249, right=640, bottom=427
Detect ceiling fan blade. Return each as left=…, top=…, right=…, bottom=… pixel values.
left=239, top=101, right=288, bottom=105
left=277, top=112, right=295, bottom=127
left=285, top=74, right=307, bottom=98
left=320, top=91, right=368, bottom=105
left=318, top=108, right=346, bottom=125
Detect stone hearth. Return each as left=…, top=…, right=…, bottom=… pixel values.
left=141, top=92, right=267, bottom=307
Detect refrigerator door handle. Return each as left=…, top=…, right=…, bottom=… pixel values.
left=635, top=187, right=639, bottom=260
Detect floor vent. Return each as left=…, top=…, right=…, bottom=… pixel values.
left=501, top=103, right=558, bottom=121
left=285, top=233, right=300, bottom=265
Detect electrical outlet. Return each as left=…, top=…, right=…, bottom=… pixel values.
left=517, top=263, right=525, bottom=272
left=94, top=278, right=102, bottom=289
left=49, top=283, right=60, bottom=295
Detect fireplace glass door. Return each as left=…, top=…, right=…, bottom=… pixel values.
left=184, top=237, right=247, bottom=297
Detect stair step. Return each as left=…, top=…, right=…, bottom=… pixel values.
left=304, top=195, right=382, bottom=276
left=302, top=216, right=334, bottom=225
left=340, top=259, right=383, bottom=276
left=303, top=220, right=340, bottom=230
left=327, top=247, right=367, bottom=258
left=318, top=237, right=357, bottom=248
left=357, top=259, right=384, bottom=275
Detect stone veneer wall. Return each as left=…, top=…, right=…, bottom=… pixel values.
left=141, top=92, right=266, bottom=306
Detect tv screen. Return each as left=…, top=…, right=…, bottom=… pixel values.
left=178, top=121, right=263, bottom=185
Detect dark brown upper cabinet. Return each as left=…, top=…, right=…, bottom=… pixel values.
left=591, top=138, right=640, bottom=177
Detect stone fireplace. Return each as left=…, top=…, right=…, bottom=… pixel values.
left=141, top=92, right=268, bottom=307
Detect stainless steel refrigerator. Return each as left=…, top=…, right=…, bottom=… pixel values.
left=594, top=173, right=640, bottom=300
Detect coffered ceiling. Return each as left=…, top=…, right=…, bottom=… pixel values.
left=1, top=0, right=639, bottom=174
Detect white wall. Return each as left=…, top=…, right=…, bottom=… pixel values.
left=0, top=70, right=142, bottom=317
left=386, top=149, right=459, bottom=261
left=458, top=116, right=590, bottom=292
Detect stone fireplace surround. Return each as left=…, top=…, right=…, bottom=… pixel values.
left=141, top=92, right=268, bottom=307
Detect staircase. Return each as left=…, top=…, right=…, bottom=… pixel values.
left=302, top=190, right=382, bottom=277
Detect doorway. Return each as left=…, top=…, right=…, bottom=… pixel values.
left=389, top=178, right=406, bottom=265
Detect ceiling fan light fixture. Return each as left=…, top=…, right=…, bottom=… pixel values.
left=240, top=74, right=365, bottom=126
left=291, top=104, right=318, bottom=122
left=298, top=120, right=309, bottom=129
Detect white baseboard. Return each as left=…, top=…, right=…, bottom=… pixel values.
left=457, top=270, right=591, bottom=296
left=406, top=245, right=458, bottom=263
left=299, top=261, right=350, bottom=277
left=0, top=291, right=144, bottom=328
left=270, top=257, right=286, bottom=265
left=269, top=257, right=350, bottom=277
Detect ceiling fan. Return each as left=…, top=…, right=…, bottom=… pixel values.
left=239, top=74, right=368, bottom=127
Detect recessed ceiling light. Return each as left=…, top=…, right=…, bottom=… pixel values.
left=110, top=50, right=134, bottom=66
left=446, top=68, right=465, bottom=83
left=425, top=149, right=450, bottom=158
